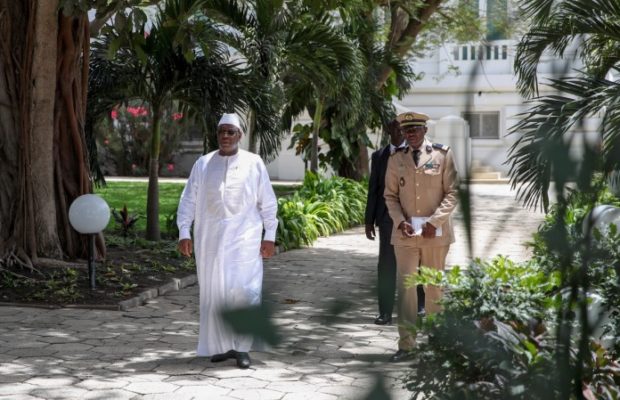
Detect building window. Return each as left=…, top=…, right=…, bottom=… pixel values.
left=463, top=112, right=500, bottom=139
left=486, top=0, right=509, bottom=41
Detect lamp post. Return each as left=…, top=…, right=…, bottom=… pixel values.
left=68, top=194, right=110, bottom=290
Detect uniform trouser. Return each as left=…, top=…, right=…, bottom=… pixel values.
left=394, top=245, right=450, bottom=351
left=377, top=220, right=397, bottom=316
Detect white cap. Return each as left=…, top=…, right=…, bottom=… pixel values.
left=218, top=113, right=242, bottom=130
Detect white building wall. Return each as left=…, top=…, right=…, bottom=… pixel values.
left=398, top=38, right=588, bottom=178
left=265, top=136, right=307, bottom=181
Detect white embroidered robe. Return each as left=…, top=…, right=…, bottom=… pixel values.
left=177, top=149, right=278, bottom=356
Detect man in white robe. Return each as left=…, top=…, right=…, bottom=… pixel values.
left=176, top=113, right=278, bottom=369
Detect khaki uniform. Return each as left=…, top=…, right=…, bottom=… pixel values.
left=384, top=138, right=458, bottom=350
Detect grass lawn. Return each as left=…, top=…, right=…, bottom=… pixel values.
left=96, top=181, right=299, bottom=234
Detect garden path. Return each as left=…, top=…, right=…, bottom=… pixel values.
left=0, top=184, right=544, bottom=400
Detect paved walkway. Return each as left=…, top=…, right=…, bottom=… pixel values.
left=0, top=184, right=544, bottom=400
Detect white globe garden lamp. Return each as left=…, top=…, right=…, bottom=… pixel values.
left=68, top=194, right=110, bottom=289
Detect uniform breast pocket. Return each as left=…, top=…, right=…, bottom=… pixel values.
left=423, top=168, right=442, bottom=187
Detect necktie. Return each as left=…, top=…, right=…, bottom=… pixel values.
left=413, top=149, right=421, bottom=166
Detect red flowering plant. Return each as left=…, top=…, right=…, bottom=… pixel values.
left=96, top=102, right=188, bottom=176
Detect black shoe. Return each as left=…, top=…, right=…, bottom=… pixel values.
left=374, top=314, right=392, bottom=325
left=235, top=352, right=251, bottom=369
left=211, top=350, right=236, bottom=362
left=389, top=349, right=413, bottom=362
left=417, top=308, right=426, bottom=318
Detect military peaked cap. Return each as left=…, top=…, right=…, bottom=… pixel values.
left=396, top=111, right=430, bottom=127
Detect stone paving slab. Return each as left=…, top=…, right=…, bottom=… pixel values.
left=0, top=184, right=543, bottom=399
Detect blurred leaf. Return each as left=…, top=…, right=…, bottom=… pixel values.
left=363, top=375, right=392, bottom=400
left=319, top=299, right=353, bottom=325
left=221, top=303, right=281, bottom=346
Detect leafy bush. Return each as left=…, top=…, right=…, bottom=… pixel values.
left=410, top=257, right=559, bottom=324
left=276, top=172, right=367, bottom=250
left=403, top=257, right=620, bottom=399
left=402, top=177, right=620, bottom=399
left=530, top=183, right=620, bottom=357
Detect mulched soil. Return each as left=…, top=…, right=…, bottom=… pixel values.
left=0, top=235, right=195, bottom=308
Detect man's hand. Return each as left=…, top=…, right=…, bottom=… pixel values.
left=365, top=224, right=376, bottom=240
left=398, top=221, right=415, bottom=238
left=260, top=240, right=275, bottom=258
left=421, top=222, right=437, bottom=239
left=178, top=239, right=193, bottom=257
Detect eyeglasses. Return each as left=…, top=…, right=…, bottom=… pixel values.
left=217, top=129, right=240, bottom=137
left=403, top=126, right=425, bottom=135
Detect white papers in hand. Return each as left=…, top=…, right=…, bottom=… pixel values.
left=410, top=217, right=442, bottom=237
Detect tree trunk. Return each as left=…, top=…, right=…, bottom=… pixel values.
left=54, top=13, right=96, bottom=259
left=146, top=108, right=162, bottom=241
left=32, top=0, right=62, bottom=259
left=0, top=2, right=96, bottom=267
left=356, top=136, right=369, bottom=178
left=247, top=108, right=258, bottom=153
left=337, top=161, right=360, bottom=180
left=0, top=1, right=25, bottom=257
left=310, top=98, right=324, bottom=174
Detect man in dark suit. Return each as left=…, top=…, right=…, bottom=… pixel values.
left=365, top=119, right=425, bottom=325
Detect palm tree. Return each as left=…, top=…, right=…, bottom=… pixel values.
left=508, top=0, right=620, bottom=211
left=207, top=0, right=366, bottom=172
left=280, top=10, right=364, bottom=174
left=284, top=0, right=481, bottom=179
left=318, top=4, right=416, bottom=179
left=90, top=0, right=254, bottom=240
left=202, top=0, right=292, bottom=162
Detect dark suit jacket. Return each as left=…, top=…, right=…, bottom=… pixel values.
left=365, top=145, right=392, bottom=226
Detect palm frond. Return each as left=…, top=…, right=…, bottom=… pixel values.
left=515, top=0, right=620, bottom=98
left=507, top=73, right=620, bottom=211
left=519, top=0, right=555, bottom=23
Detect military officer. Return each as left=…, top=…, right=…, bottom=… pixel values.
left=384, top=111, right=458, bottom=362
left=365, top=120, right=426, bottom=325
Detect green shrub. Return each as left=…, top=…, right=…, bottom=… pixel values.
left=276, top=172, right=367, bottom=250
left=402, top=175, right=620, bottom=399
left=531, top=183, right=620, bottom=357
left=403, top=257, right=620, bottom=399
left=410, top=257, right=560, bottom=324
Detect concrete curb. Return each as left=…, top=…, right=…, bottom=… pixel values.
left=0, top=302, right=119, bottom=310
left=118, top=274, right=197, bottom=311
left=0, top=275, right=198, bottom=312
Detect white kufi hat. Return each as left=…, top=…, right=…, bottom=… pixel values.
left=218, top=113, right=242, bottom=130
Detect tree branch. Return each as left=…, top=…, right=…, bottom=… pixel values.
left=378, top=0, right=444, bottom=88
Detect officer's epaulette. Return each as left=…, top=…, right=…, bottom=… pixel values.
left=432, top=143, right=450, bottom=151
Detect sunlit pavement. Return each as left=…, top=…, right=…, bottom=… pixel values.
left=0, top=184, right=544, bottom=400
